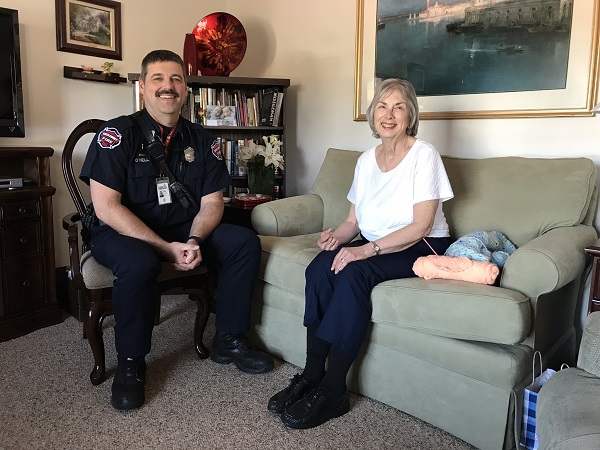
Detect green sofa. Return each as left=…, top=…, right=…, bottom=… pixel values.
left=248, top=149, right=598, bottom=450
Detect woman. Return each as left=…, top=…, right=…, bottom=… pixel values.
left=268, top=78, right=454, bottom=429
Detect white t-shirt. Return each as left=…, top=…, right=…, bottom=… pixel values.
left=347, top=139, right=454, bottom=242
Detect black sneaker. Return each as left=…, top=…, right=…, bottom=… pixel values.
left=111, top=356, right=146, bottom=411
left=268, top=374, right=315, bottom=414
left=281, top=386, right=350, bottom=429
left=211, top=332, right=274, bottom=374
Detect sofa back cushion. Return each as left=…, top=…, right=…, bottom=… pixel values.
left=309, top=150, right=596, bottom=248
left=310, top=148, right=361, bottom=230
left=442, top=156, right=596, bottom=246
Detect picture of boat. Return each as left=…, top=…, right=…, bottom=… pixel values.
left=495, top=44, right=525, bottom=54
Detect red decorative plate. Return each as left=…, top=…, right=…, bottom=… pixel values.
left=231, top=194, right=272, bottom=209
left=192, top=12, right=247, bottom=77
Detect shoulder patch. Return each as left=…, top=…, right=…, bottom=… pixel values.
left=98, top=127, right=123, bottom=149
left=211, top=139, right=223, bottom=160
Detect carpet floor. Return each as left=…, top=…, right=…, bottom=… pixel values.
left=0, top=295, right=475, bottom=450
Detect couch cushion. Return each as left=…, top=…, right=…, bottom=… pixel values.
left=310, top=148, right=361, bottom=231
left=307, top=152, right=596, bottom=247
left=258, top=234, right=531, bottom=344
left=442, top=156, right=596, bottom=246
left=370, top=278, right=530, bottom=344
left=259, top=234, right=322, bottom=297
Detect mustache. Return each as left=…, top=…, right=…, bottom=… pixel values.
left=155, top=89, right=179, bottom=98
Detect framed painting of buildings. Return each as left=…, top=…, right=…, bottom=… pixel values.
left=55, top=0, right=122, bottom=60
left=354, top=0, right=600, bottom=120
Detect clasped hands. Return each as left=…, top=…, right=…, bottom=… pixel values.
left=318, top=228, right=367, bottom=274
left=165, top=241, right=202, bottom=271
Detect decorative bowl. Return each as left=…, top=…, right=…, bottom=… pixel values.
left=192, top=12, right=247, bottom=77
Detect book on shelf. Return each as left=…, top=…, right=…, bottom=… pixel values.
left=246, top=96, right=258, bottom=126
left=194, top=90, right=205, bottom=125
left=273, top=92, right=284, bottom=126
left=259, top=88, right=279, bottom=126
left=133, top=80, right=144, bottom=111
left=237, top=139, right=247, bottom=176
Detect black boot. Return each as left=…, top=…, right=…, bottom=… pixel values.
left=111, top=355, right=146, bottom=411
left=268, top=373, right=315, bottom=414
left=211, top=332, right=274, bottom=374
left=281, top=386, right=350, bottom=429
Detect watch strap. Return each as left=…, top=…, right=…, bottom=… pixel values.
left=188, top=235, right=202, bottom=246
left=372, top=241, right=380, bottom=255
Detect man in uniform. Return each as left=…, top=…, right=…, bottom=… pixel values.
left=80, top=49, right=273, bottom=411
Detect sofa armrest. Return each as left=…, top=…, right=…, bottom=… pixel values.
left=501, top=225, right=598, bottom=299
left=251, top=194, right=324, bottom=236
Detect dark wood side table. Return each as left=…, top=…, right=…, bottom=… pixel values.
left=585, top=239, right=600, bottom=314
left=222, top=195, right=276, bottom=232
left=222, top=203, right=257, bottom=232
left=0, top=147, right=64, bottom=341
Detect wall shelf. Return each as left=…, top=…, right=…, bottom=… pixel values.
left=63, top=66, right=126, bottom=84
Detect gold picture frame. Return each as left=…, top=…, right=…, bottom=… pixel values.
left=55, top=0, right=122, bottom=60
left=354, top=0, right=600, bottom=120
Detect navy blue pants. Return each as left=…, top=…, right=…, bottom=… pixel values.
left=304, top=237, right=450, bottom=359
left=90, top=222, right=261, bottom=358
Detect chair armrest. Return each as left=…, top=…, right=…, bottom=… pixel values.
left=578, top=311, right=600, bottom=376
left=251, top=194, right=324, bottom=236
left=501, top=225, right=598, bottom=299
left=62, top=212, right=85, bottom=289
left=62, top=211, right=81, bottom=231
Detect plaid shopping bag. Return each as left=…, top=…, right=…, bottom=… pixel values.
left=519, top=351, right=556, bottom=450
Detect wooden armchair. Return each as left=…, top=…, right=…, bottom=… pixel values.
left=61, top=119, right=212, bottom=385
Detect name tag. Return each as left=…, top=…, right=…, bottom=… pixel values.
left=156, top=177, right=172, bottom=205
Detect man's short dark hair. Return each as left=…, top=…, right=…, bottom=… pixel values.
left=140, top=50, right=186, bottom=81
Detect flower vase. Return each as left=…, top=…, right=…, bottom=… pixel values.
left=247, top=163, right=275, bottom=197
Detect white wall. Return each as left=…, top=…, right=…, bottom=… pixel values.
left=1, top=0, right=599, bottom=274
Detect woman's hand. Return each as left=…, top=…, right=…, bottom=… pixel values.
left=331, top=244, right=370, bottom=274
left=317, top=228, right=340, bottom=251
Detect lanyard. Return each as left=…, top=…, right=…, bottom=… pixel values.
left=158, top=122, right=178, bottom=176
left=159, top=123, right=178, bottom=158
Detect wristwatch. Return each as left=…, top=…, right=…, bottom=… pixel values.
left=188, top=235, right=202, bottom=246
left=372, top=241, right=381, bottom=255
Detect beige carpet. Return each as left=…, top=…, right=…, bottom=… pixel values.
left=0, top=295, right=475, bottom=450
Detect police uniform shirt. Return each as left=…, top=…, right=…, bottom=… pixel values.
left=80, top=109, right=231, bottom=230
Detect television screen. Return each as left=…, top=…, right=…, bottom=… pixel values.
left=0, top=7, right=25, bottom=137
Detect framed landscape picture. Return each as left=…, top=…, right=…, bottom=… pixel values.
left=354, top=0, right=600, bottom=120
left=55, top=0, right=122, bottom=60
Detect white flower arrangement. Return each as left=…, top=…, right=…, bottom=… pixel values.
left=238, top=135, right=284, bottom=171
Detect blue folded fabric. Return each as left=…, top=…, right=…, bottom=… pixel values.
left=444, top=231, right=516, bottom=268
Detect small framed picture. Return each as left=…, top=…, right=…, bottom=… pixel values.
left=55, top=0, right=122, bottom=60
left=206, top=105, right=238, bottom=126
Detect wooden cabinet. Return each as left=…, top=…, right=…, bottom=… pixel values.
left=0, top=147, right=63, bottom=341
left=128, top=74, right=291, bottom=198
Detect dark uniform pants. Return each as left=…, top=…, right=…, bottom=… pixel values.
left=90, top=222, right=261, bottom=358
left=304, top=237, right=450, bottom=359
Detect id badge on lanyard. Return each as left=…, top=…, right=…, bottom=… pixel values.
left=156, top=177, right=172, bottom=205
left=156, top=125, right=177, bottom=206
